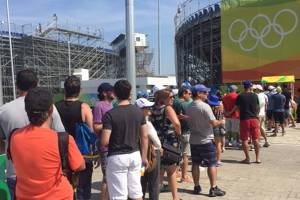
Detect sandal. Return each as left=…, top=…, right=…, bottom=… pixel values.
left=255, top=160, right=261, bottom=164
left=240, top=159, right=250, bottom=164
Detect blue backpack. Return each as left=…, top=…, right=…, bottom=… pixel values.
left=75, top=123, right=98, bottom=158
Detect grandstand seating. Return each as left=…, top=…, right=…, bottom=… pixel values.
left=176, top=3, right=220, bottom=34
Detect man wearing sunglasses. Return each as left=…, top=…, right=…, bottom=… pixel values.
left=186, top=84, right=226, bottom=197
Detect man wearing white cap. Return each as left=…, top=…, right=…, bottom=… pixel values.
left=266, top=86, right=276, bottom=130
left=253, top=85, right=270, bottom=147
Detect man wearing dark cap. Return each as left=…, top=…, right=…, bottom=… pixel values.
left=10, top=88, right=85, bottom=199
left=186, top=84, right=226, bottom=197
left=230, top=80, right=260, bottom=164
left=93, top=82, right=114, bottom=200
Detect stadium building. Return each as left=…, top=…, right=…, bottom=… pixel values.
left=175, top=0, right=300, bottom=91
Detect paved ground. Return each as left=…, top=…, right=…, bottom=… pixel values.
left=91, top=125, right=300, bottom=200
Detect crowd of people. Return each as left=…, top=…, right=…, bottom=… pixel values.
left=0, top=69, right=298, bottom=200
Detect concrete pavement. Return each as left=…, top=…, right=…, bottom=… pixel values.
left=91, top=125, right=300, bottom=200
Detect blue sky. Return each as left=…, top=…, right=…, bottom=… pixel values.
left=0, top=0, right=211, bottom=75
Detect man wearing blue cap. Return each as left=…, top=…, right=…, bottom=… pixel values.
left=230, top=80, right=260, bottom=164
left=186, top=84, right=226, bottom=197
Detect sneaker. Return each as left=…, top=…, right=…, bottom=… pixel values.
left=193, top=185, right=202, bottom=194
left=209, top=186, right=226, bottom=197
left=216, top=161, right=223, bottom=167
left=263, top=142, right=270, bottom=147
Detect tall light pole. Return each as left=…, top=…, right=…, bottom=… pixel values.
left=157, top=0, right=161, bottom=75
left=68, top=34, right=71, bottom=76
left=125, top=0, right=136, bottom=101
left=6, top=0, right=16, bottom=99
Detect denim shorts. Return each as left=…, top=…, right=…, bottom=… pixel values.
left=190, top=142, right=216, bottom=167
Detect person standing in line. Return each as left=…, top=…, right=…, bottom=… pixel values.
left=266, top=86, right=276, bottom=130
left=230, top=81, right=260, bottom=164
left=173, top=86, right=193, bottom=183
left=186, top=84, right=226, bottom=197
left=93, top=83, right=114, bottom=200
left=271, top=87, right=286, bottom=136
left=136, top=98, right=162, bottom=200
left=253, top=85, right=270, bottom=147
left=282, top=84, right=296, bottom=127
left=0, top=69, right=65, bottom=200
left=101, top=80, right=148, bottom=200
left=151, top=89, right=181, bottom=200
left=56, top=75, right=94, bottom=200
left=207, top=95, right=226, bottom=167
left=10, top=88, right=85, bottom=200
left=223, top=85, right=240, bottom=148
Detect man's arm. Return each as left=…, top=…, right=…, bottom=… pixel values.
left=93, top=123, right=103, bottom=135
left=210, top=119, right=225, bottom=127
left=81, top=103, right=94, bottom=131
left=140, top=124, right=148, bottom=168
left=101, top=129, right=111, bottom=147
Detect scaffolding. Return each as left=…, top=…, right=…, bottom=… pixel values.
left=175, top=0, right=221, bottom=86
left=0, top=16, right=118, bottom=103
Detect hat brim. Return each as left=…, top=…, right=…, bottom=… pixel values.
left=140, top=102, right=155, bottom=108
left=208, top=99, right=220, bottom=106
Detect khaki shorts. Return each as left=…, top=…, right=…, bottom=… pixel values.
left=180, top=132, right=190, bottom=156
left=225, top=118, right=240, bottom=133
left=259, top=116, right=266, bottom=133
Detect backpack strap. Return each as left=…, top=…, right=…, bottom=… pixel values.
left=7, top=128, right=19, bottom=161
left=57, top=132, right=69, bottom=171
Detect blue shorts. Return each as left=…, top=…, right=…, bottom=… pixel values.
left=190, top=142, right=217, bottom=167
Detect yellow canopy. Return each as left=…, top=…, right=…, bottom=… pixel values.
left=261, top=75, right=295, bottom=83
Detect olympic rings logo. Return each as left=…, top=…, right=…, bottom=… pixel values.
left=228, top=9, right=298, bottom=52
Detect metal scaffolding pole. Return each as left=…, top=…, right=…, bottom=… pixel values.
left=6, top=0, right=16, bottom=99
left=157, top=0, right=161, bottom=75
left=125, top=0, right=136, bottom=101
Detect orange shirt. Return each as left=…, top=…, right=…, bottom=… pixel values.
left=11, top=125, right=83, bottom=200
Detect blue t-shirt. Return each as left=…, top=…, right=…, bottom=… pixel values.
left=272, top=93, right=286, bottom=112
left=266, top=92, right=274, bottom=111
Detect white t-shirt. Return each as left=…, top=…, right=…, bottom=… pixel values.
left=146, top=121, right=161, bottom=150
left=258, top=93, right=268, bottom=117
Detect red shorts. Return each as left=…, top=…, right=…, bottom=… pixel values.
left=240, top=118, right=259, bottom=141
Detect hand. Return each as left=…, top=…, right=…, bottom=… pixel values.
left=160, top=148, right=164, bottom=157
left=142, top=157, right=149, bottom=169
left=220, top=119, right=225, bottom=126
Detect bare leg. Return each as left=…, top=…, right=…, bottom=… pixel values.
left=100, top=182, right=109, bottom=200
left=181, top=154, right=190, bottom=181
left=241, top=140, right=250, bottom=162
left=215, top=138, right=222, bottom=162
left=192, top=163, right=200, bottom=186
left=253, top=139, right=260, bottom=162
left=167, top=165, right=179, bottom=200
left=207, top=167, right=217, bottom=188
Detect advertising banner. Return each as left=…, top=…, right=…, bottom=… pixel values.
left=221, top=0, right=300, bottom=82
